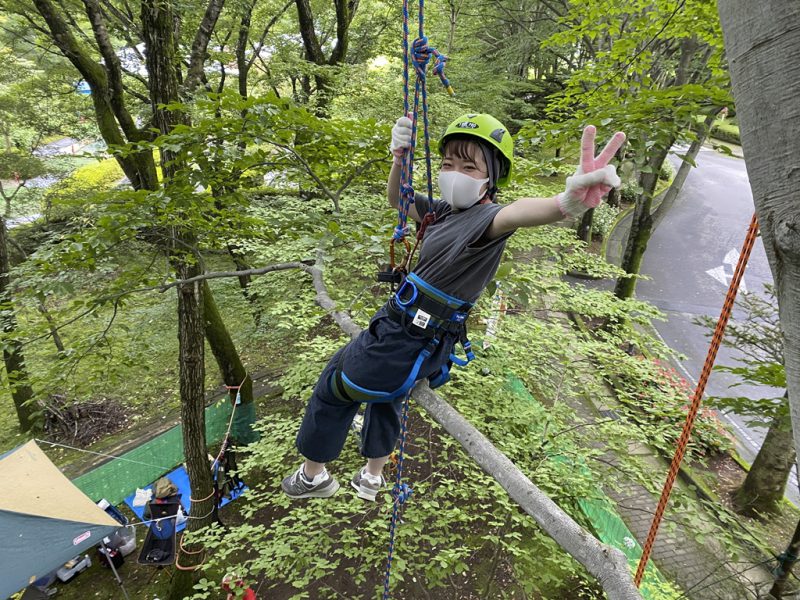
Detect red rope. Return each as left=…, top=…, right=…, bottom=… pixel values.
left=634, top=213, right=760, bottom=585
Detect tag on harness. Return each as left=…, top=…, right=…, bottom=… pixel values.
left=412, top=309, right=431, bottom=329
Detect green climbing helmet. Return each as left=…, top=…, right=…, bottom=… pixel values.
left=439, top=113, right=514, bottom=186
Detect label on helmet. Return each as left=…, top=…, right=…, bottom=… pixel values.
left=456, top=121, right=479, bottom=129
left=412, top=309, right=431, bottom=329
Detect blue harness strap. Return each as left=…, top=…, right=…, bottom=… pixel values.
left=331, top=274, right=474, bottom=404
left=330, top=336, right=439, bottom=403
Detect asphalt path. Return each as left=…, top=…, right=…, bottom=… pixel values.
left=594, top=146, right=797, bottom=506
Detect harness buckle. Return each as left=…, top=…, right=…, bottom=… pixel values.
left=377, top=267, right=405, bottom=290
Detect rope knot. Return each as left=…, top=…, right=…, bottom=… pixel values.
left=400, top=182, right=415, bottom=200
left=430, top=49, right=454, bottom=95
left=393, top=482, right=413, bottom=505
left=392, top=224, right=410, bottom=240
left=411, top=37, right=431, bottom=72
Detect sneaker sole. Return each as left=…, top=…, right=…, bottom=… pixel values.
left=284, top=479, right=340, bottom=499
left=350, top=480, right=378, bottom=501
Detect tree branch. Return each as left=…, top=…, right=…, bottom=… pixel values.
left=294, top=0, right=325, bottom=64
left=82, top=0, right=141, bottom=138
left=246, top=0, right=292, bottom=70
left=184, top=0, right=227, bottom=93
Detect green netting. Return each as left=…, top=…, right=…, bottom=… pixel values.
left=505, top=373, right=680, bottom=599
left=577, top=498, right=679, bottom=599
left=233, top=400, right=259, bottom=444
left=72, top=399, right=234, bottom=506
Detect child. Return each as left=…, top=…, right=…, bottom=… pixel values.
left=282, top=114, right=625, bottom=501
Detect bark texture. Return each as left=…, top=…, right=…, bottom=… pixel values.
left=717, top=1, right=800, bottom=495
left=734, top=411, right=795, bottom=516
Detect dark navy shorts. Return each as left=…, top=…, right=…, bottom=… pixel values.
left=295, top=304, right=458, bottom=462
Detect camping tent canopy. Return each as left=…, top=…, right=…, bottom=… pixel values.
left=0, top=440, right=119, bottom=599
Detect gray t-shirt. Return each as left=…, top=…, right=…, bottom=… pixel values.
left=410, top=193, right=514, bottom=303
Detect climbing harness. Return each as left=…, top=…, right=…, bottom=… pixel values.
left=377, top=0, right=454, bottom=291
left=330, top=273, right=475, bottom=404
left=634, top=213, right=760, bottom=585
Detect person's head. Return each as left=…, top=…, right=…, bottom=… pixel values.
left=438, top=114, right=513, bottom=210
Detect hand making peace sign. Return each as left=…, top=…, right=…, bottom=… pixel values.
left=557, top=125, right=627, bottom=218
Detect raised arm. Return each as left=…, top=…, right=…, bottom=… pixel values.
left=486, top=126, right=626, bottom=239
left=387, top=116, right=422, bottom=223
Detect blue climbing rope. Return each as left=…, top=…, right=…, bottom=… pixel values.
left=390, top=0, right=453, bottom=277
left=383, top=1, right=453, bottom=597
left=382, top=391, right=414, bottom=600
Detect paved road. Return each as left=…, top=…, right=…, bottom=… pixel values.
left=604, top=146, right=797, bottom=505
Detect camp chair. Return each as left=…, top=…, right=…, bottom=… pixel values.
left=137, top=501, right=180, bottom=567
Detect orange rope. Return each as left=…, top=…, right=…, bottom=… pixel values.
left=190, top=489, right=216, bottom=503
left=634, top=213, right=760, bottom=586
left=174, top=532, right=207, bottom=571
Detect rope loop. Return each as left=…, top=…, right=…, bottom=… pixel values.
left=431, top=49, right=454, bottom=95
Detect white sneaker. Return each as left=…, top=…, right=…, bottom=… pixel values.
left=350, top=467, right=385, bottom=501
left=281, top=466, right=339, bottom=499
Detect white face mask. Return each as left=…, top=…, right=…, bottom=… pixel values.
left=438, top=170, right=489, bottom=210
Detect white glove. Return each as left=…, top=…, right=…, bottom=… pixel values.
left=390, top=116, right=413, bottom=157
left=556, top=164, right=621, bottom=218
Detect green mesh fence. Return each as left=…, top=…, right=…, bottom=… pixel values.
left=72, top=399, right=242, bottom=506
left=505, top=374, right=678, bottom=599
left=233, top=400, right=259, bottom=444
left=578, top=497, right=678, bottom=599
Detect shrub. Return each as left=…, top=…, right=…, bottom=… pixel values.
left=608, top=356, right=735, bottom=458
left=658, top=159, right=674, bottom=181
left=619, top=181, right=640, bottom=204
left=592, top=203, right=620, bottom=241
left=42, top=158, right=125, bottom=221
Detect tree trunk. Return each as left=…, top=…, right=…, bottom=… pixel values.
left=141, top=2, right=215, bottom=595
left=447, top=0, right=458, bottom=55
left=202, top=281, right=258, bottom=442
left=31, top=0, right=158, bottom=191
left=614, top=146, right=671, bottom=299
left=734, top=407, right=795, bottom=517
left=577, top=207, right=594, bottom=243
left=717, top=2, right=800, bottom=495
left=169, top=259, right=216, bottom=600
left=652, top=112, right=719, bottom=227
left=0, top=218, right=36, bottom=430
left=293, top=0, right=357, bottom=112
left=606, top=186, right=619, bottom=208
left=770, top=516, right=800, bottom=599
